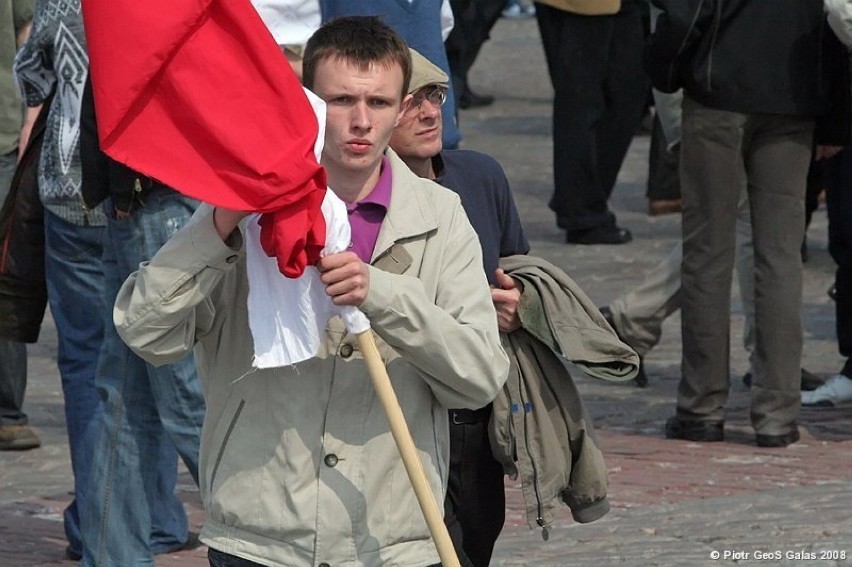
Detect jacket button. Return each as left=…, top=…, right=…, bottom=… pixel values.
left=226, top=255, right=238, bottom=264
left=324, top=454, right=338, bottom=468
left=339, top=344, right=354, bottom=358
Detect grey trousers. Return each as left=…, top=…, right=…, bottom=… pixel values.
left=0, top=149, right=28, bottom=426
left=609, top=187, right=755, bottom=360
left=677, top=96, right=812, bottom=435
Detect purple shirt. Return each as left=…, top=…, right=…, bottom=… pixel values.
left=346, top=156, right=392, bottom=262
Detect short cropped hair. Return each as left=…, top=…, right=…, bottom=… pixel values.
left=303, top=16, right=412, bottom=99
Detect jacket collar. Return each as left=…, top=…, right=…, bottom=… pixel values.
left=371, top=148, right=439, bottom=265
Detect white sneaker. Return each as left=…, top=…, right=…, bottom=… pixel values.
left=801, top=374, right=852, bottom=407
left=502, top=3, right=523, bottom=18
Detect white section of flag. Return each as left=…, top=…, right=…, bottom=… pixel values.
left=245, top=88, right=370, bottom=369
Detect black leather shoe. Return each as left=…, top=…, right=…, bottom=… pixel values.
left=665, top=416, right=724, bottom=442
left=756, top=427, right=800, bottom=448
left=599, top=306, right=647, bottom=387
left=458, top=87, right=495, bottom=109
left=566, top=225, right=632, bottom=245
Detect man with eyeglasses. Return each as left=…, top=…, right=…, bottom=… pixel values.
left=390, top=49, right=529, bottom=567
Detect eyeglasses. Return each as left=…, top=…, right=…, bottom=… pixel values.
left=408, top=86, right=447, bottom=112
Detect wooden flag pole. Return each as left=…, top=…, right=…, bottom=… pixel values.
left=356, top=330, right=461, bottom=567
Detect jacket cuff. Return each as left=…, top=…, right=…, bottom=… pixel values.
left=568, top=496, right=611, bottom=524
left=185, top=207, right=244, bottom=269
left=360, top=264, right=393, bottom=317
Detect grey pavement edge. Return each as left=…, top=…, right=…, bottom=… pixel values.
left=2, top=17, right=852, bottom=567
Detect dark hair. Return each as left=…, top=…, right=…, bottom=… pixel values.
left=303, top=16, right=412, bottom=99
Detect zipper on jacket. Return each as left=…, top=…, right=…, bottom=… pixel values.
left=521, top=395, right=549, bottom=540
left=667, top=0, right=708, bottom=92
left=705, top=0, right=722, bottom=91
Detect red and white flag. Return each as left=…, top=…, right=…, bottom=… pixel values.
left=83, top=0, right=326, bottom=278
left=83, top=0, right=369, bottom=366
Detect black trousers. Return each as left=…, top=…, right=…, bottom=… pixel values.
left=444, top=407, right=505, bottom=567
left=535, top=0, right=649, bottom=231
left=210, top=547, right=443, bottom=566
left=824, top=149, right=852, bottom=375
left=445, top=0, right=505, bottom=104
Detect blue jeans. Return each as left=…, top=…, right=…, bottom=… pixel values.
left=0, top=150, right=28, bottom=427
left=81, top=189, right=205, bottom=567
left=43, top=210, right=105, bottom=556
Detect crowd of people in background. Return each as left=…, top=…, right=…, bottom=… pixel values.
left=0, top=1, right=850, bottom=566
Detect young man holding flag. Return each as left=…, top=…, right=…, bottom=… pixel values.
left=112, top=16, right=508, bottom=567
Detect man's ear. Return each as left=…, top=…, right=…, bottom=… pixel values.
left=396, top=93, right=414, bottom=126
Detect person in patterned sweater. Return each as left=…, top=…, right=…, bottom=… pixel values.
left=14, top=0, right=106, bottom=558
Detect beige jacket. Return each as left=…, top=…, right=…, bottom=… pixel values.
left=114, top=149, right=509, bottom=567
left=490, top=255, right=638, bottom=533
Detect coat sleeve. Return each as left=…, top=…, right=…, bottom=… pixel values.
left=643, top=0, right=714, bottom=93
left=114, top=205, right=240, bottom=366
left=361, top=199, right=509, bottom=410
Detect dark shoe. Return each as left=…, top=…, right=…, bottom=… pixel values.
left=0, top=424, right=41, bottom=451
left=599, top=306, right=647, bottom=387
left=458, top=88, right=495, bottom=109
left=742, top=368, right=824, bottom=391
left=154, top=531, right=203, bottom=555
left=65, top=547, right=82, bottom=561
left=178, top=532, right=203, bottom=552
left=665, top=417, right=724, bottom=442
left=800, top=368, right=824, bottom=391
left=566, top=225, right=632, bottom=245
left=756, top=427, right=800, bottom=448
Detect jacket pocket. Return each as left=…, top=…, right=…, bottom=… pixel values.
left=208, top=398, right=246, bottom=492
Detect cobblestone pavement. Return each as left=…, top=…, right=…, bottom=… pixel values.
left=2, top=17, right=852, bottom=567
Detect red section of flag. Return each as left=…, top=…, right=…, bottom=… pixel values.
left=82, top=0, right=327, bottom=277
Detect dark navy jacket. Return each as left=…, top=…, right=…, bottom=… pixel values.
left=433, top=149, right=529, bottom=285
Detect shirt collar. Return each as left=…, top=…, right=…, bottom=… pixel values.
left=347, top=155, right=392, bottom=211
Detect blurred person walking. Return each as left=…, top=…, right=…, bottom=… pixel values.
left=0, top=0, right=37, bottom=452
left=534, top=0, right=649, bottom=244
left=14, top=0, right=106, bottom=557
left=646, top=0, right=849, bottom=447
left=77, top=78, right=205, bottom=565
